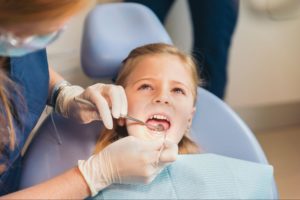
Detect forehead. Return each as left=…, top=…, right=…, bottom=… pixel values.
left=127, top=54, right=192, bottom=84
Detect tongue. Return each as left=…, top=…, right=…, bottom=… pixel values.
left=146, top=119, right=170, bottom=131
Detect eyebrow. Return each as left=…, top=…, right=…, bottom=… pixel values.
left=131, top=77, right=191, bottom=91
left=131, top=77, right=155, bottom=86
left=170, top=80, right=190, bottom=91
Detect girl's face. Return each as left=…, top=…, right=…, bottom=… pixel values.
left=123, top=54, right=196, bottom=144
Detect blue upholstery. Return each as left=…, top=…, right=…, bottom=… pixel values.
left=81, top=3, right=172, bottom=78
left=20, top=2, right=278, bottom=198
left=192, top=88, right=269, bottom=163
left=20, top=114, right=102, bottom=188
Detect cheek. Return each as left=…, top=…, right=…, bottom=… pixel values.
left=126, top=94, right=136, bottom=112
left=175, top=115, right=190, bottom=137
left=171, top=105, right=194, bottom=142
left=127, top=104, right=146, bottom=120
left=126, top=123, right=140, bottom=137
left=126, top=122, right=152, bottom=141
left=126, top=91, right=149, bottom=114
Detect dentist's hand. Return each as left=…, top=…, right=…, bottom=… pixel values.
left=55, top=83, right=127, bottom=129
left=78, top=136, right=178, bottom=196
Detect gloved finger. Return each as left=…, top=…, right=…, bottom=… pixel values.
left=90, top=110, right=101, bottom=121
left=144, top=175, right=157, bottom=184
left=158, top=140, right=178, bottom=163
left=144, top=152, right=169, bottom=176
left=118, top=86, right=128, bottom=117
left=153, top=164, right=167, bottom=177
left=78, top=110, right=100, bottom=123
left=91, top=93, right=113, bottom=129
left=139, top=152, right=164, bottom=176
left=139, top=169, right=158, bottom=184
left=156, top=161, right=171, bottom=170
left=139, top=138, right=164, bottom=151
left=108, top=86, right=122, bottom=119
left=141, top=150, right=160, bottom=165
left=73, top=98, right=99, bottom=120
left=113, top=86, right=122, bottom=119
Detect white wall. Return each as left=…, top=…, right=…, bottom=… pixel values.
left=47, top=0, right=98, bottom=87
left=165, top=0, right=193, bottom=54
left=226, top=0, right=300, bottom=108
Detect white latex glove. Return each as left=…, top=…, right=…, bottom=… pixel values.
left=55, top=83, right=127, bottom=129
left=78, top=136, right=178, bottom=196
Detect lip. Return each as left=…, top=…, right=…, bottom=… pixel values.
left=146, top=129, right=166, bottom=139
left=145, top=112, right=172, bottom=133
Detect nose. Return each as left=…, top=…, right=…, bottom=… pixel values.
left=152, top=90, right=170, bottom=105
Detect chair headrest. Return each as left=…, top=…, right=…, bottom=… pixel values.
left=81, top=3, right=173, bottom=79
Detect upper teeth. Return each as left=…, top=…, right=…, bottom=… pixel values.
left=150, top=114, right=169, bottom=121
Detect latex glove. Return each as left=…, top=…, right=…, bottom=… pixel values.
left=78, top=136, right=178, bottom=196
left=55, top=83, right=127, bottom=129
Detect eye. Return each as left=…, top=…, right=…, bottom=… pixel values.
left=172, top=87, right=186, bottom=95
left=138, top=83, right=153, bottom=91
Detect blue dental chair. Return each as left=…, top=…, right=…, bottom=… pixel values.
left=20, top=3, right=278, bottom=199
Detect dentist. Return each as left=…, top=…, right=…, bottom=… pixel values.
left=0, top=0, right=177, bottom=198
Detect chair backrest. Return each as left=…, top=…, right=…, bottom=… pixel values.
left=81, top=3, right=172, bottom=78
left=192, top=88, right=269, bottom=163
left=20, top=114, right=102, bottom=189
left=20, top=3, right=277, bottom=198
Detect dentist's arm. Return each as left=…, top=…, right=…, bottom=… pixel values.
left=2, top=136, right=178, bottom=199
left=1, top=167, right=90, bottom=199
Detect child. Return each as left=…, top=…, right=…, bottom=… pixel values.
left=92, top=43, right=274, bottom=199
left=94, top=43, right=201, bottom=154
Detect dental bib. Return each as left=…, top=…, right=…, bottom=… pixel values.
left=91, top=154, right=273, bottom=199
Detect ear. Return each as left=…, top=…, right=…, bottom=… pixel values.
left=117, top=118, right=126, bottom=126
left=188, top=107, right=196, bottom=125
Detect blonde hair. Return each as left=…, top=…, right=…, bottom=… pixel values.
left=95, top=43, right=201, bottom=154
left=0, top=0, right=89, bottom=172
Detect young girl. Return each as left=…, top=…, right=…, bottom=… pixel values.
left=95, top=43, right=201, bottom=154
left=92, top=44, right=273, bottom=200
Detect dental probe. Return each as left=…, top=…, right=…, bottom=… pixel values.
left=74, top=97, right=164, bottom=132
left=156, top=131, right=167, bottom=166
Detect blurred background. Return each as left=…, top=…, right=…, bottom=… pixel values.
left=45, top=0, right=300, bottom=198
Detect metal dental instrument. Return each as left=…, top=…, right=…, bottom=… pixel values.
left=123, top=115, right=164, bottom=132
left=74, top=97, right=165, bottom=132
left=155, top=131, right=167, bottom=166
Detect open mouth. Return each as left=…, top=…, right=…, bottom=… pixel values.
left=146, top=114, right=171, bottom=132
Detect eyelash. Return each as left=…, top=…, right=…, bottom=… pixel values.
left=138, top=84, right=152, bottom=91
left=138, top=84, right=186, bottom=95
left=173, top=87, right=186, bottom=95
